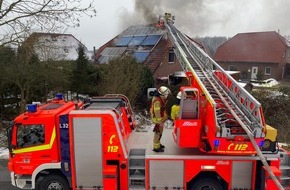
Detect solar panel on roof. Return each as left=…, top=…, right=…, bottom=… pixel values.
left=142, top=35, right=162, bottom=46
left=128, top=36, right=146, bottom=46
left=101, top=47, right=126, bottom=56
left=116, top=36, right=133, bottom=46
left=98, top=55, right=117, bottom=64
left=98, top=55, right=108, bottom=64
left=134, top=52, right=149, bottom=63
left=98, top=47, right=127, bottom=64
left=121, top=25, right=163, bottom=37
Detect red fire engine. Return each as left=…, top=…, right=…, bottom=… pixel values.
left=7, top=14, right=290, bottom=190
left=8, top=92, right=289, bottom=190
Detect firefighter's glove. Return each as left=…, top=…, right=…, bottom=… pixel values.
left=153, top=124, right=160, bottom=132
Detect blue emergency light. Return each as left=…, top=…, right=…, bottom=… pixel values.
left=56, top=93, right=63, bottom=100
left=213, top=139, right=220, bottom=150
left=214, top=139, right=220, bottom=146
left=259, top=140, right=264, bottom=147
left=27, top=104, right=37, bottom=113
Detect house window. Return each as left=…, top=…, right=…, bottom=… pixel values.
left=240, top=71, right=248, bottom=80
left=228, top=65, right=236, bottom=71
left=265, top=67, right=271, bottom=75
left=169, top=49, right=175, bottom=63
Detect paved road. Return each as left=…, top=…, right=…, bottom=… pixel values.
left=0, top=159, right=19, bottom=190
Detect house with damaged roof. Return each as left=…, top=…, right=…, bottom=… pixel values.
left=94, top=24, right=184, bottom=82
left=214, top=31, right=290, bottom=81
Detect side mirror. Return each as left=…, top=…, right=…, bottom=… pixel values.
left=147, top=88, right=156, bottom=99
left=6, top=127, right=15, bottom=151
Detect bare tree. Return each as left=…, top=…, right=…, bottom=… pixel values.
left=0, top=0, right=96, bottom=46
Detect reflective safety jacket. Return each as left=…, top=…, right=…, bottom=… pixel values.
left=150, top=96, right=168, bottom=124
left=171, top=104, right=180, bottom=121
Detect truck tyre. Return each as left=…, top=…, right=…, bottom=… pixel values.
left=38, top=174, right=70, bottom=190
left=190, top=177, right=223, bottom=190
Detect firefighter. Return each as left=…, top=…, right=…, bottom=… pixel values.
left=171, top=91, right=182, bottom=121
left=150, top=86, right=171, bottom=152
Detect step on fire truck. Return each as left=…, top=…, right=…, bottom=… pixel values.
left=7, top=14, right=290, bottom=190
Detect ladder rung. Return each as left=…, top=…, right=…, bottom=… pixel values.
left=130, top=175, right=145, bottom=180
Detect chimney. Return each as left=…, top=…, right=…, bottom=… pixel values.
left=93, top=46, right=96, bottom=61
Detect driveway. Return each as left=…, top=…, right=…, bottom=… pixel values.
left=0, top=159, right=19, bottom=190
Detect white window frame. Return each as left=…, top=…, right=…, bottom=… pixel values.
left=168, top=49, right=175, bottom=64
left=265, top=67, right=271, bottom=75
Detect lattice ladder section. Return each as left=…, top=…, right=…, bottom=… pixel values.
left=128, top=149, right=146, bottom=190
left=166, top=22, right=263, bottom=139
left=280, top=149, right=290, bottom=189
left=184, top=54, right=249, bottom=138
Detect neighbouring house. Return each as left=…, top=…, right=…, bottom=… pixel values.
left=94, top=24, right=183, bottom=82
left=24, top=32, right=91, bottom=61
left=214, top=31, right=290, bottom=81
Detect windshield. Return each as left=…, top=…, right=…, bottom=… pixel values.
left=16, top=124, right=45, bottom=148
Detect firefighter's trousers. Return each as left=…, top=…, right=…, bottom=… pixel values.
left=153, top=123, right=164, bottom=149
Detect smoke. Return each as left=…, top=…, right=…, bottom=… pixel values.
left=118, top=0, right=290, bottom=38
left=118, top=1, right=161, bottom=31
left=134, top=1, right=160, bottom=23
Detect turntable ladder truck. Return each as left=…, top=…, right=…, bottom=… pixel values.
left=68, top=94, right=290, bottom=190
left=164, top=15, right=285, bottom=189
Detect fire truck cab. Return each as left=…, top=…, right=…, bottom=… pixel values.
left=8, top=94, right=82, bottom=189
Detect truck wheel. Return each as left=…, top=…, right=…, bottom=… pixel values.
left=38, top=174, right=70, bottom=190
left=190, top=177, right=223, bottom=190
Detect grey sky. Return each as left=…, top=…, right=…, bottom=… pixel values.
left=69, top=0, right=290, bottom=50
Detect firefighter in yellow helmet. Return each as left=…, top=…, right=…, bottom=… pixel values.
left=150, top=86, right=171, bottom=152
left=171, top=91, right=182, bottom=121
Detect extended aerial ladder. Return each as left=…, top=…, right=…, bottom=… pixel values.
left=166, top=21, right=265, bottom=145
left=163, top=15, right=283, bottom=189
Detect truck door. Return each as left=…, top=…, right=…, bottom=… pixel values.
left=12, top=120, right=53, bottom=174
